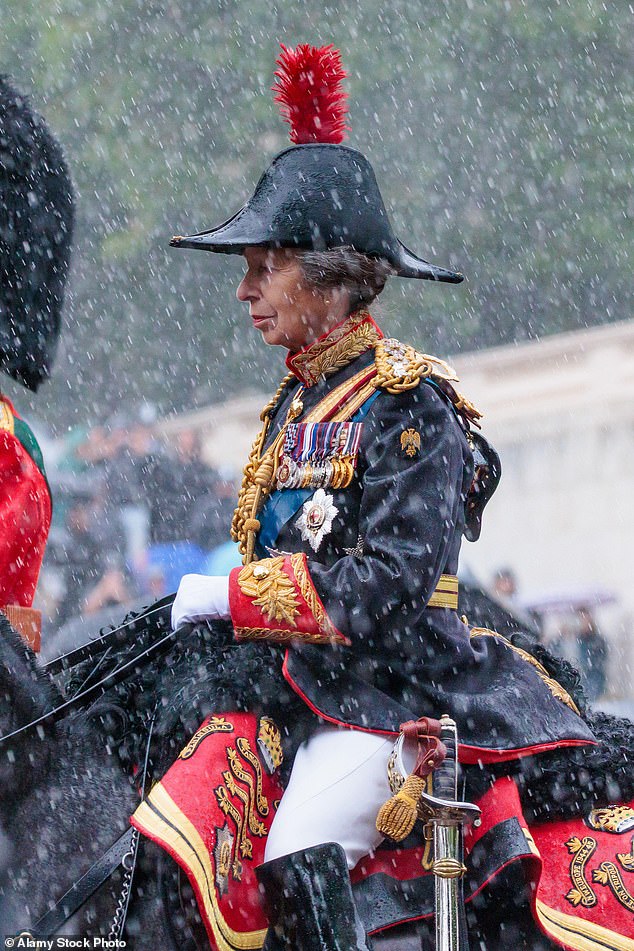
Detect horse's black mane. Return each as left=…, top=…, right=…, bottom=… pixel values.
left=0, top=614, right=60, bottom=724
left=46, top=594, right=634, bottom=825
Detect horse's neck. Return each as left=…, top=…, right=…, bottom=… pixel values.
left=0, top=615, right=60, bottom=715
left=0, top=616, right=62, bottom=811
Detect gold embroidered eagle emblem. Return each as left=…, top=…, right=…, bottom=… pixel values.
left=400, top=428, right=421, bottom=458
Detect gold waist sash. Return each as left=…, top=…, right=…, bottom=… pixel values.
left=427, top=574, right=458, bottom=610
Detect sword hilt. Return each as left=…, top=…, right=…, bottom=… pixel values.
left=421, top=715, right=480, bottom=828
left=433, top=715, right=458, bottom=802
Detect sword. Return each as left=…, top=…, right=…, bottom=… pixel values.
left=420, top=715, right=481, bottom=951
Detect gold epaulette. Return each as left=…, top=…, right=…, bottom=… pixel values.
left=373, top=338, right=483, bottom=427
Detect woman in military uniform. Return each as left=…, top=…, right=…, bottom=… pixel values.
left=170, top=45, right=593, bottom=950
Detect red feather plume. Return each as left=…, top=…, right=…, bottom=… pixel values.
left=273, top=43, right=349, bottom=145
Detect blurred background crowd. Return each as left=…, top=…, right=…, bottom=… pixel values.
left=35, top=406, right=242, bottom=655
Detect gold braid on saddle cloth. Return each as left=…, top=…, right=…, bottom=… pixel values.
left=231, top=338, right=483, bottom=565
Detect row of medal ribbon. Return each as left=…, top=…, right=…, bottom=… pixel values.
left=276, top=421, right=363, bottom=490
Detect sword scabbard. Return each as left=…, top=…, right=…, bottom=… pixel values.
left=420, top=716, right=481, bottom=951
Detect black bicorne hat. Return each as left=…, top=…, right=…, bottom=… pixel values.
left=171, top=45, right=462, bottom=284
left=0, top=75, right=75, bottom=390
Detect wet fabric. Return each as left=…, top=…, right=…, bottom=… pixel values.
left=248, top=342, right=594, bottom=759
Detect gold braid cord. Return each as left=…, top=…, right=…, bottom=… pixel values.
left=232, top=334, right=483, bottom=564
left=373, top=338, right=455, bottom=393
left=231, top=364, right=377, bottom=564
left=231, top=373, right=298, bottom=563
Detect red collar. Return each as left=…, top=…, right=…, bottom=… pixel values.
left=285, top=311, right=383, bottom=387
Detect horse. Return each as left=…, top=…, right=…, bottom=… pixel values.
left=0, top=614, right=187, bottom=946
left=0, top=586, right=633, bottom=950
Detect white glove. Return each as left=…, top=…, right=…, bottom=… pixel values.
left=171, top=574, right=230, bottom=630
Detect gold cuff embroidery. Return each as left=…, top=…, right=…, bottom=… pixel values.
left=236, top=557, right=300, bottom=628
left=234, top=626, right=341, bottom=644
left=291, top=553, right=341, bottom=640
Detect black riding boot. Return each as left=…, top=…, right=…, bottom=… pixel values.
left=256, top=842, right=374, bottom=950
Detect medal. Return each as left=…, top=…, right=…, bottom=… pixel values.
left=296, top=489, right=339, bottom=552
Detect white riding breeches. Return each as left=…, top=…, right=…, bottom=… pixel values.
left=263, top=725, right=395, bottom=870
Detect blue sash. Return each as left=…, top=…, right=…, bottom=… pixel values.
left=256, top=390, right=380, bottom=557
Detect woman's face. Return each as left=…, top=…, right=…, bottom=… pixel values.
left=236, top=247, right=348, bottom=352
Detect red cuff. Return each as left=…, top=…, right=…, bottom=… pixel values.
left=229, top=554, right=349, bottom=645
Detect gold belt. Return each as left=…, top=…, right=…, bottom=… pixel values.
left=427, top=574, right=458, bottom=610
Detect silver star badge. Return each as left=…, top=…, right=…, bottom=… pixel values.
left=296, top=489, right=339, bottom=552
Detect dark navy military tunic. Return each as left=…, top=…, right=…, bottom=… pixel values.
left=237, top=333, right=594, bottom=763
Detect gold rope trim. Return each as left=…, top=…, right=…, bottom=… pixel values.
left=133, top=785, right=267, bottom=950
left=373, top=339, right=454, bottom=394
left=470, top=628, right=580, bottom=714
left=231, top=372, right=297, bottom=562
left=231, top=365, right=377, bottom=563
left=372, top=339, right=483, bottom=426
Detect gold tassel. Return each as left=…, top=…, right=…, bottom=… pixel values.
left=375, top=773, right=426, bottom=841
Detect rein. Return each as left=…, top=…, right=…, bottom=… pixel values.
left=0, top=620, right=190, bottom=745
left=43, top=595, right=175, bottom=676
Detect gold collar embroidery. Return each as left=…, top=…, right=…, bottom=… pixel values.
left=285, top=310, right=383, bottom=387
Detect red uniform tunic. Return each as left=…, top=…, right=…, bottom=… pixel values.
left=0, top=395, right=52, bottom=649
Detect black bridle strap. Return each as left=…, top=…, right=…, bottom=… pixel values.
left=31, top=826, right=136, bottom=936
left=43, top=596, right=175, bottom=676
left=0, top=621, right=193, bottom=745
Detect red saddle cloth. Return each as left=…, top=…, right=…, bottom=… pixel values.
left=132, top=713, right=282, bottom=950
left=132, top=715, right=634, bottom=951
left=529, top=805, right=634, bottom=949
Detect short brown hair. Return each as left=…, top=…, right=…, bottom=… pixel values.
left=297, top=247, right=394, bottom=311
